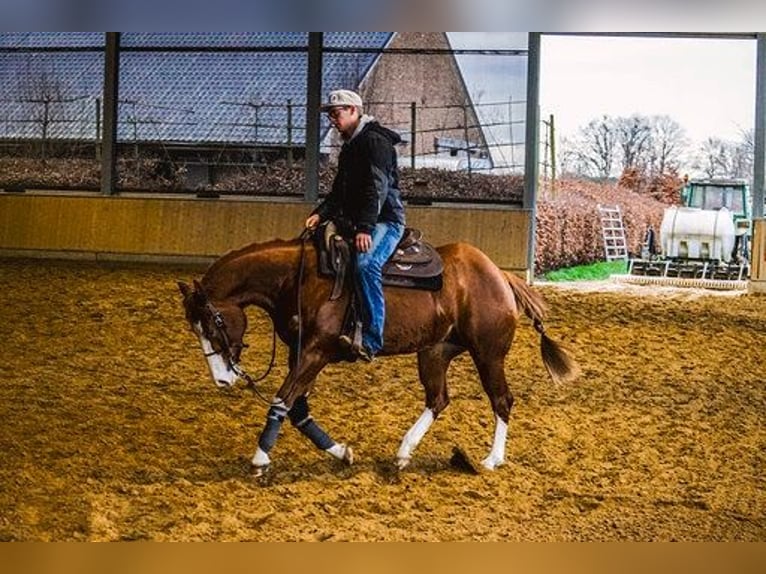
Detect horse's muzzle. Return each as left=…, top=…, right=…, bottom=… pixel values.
left=194, top=324, right=238, bottom=388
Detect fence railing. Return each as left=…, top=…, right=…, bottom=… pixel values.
left=0, top=32, right=533, bottom=199
left=0, top=96, right=529, bottom=175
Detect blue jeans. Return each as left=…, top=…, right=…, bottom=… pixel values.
left=355, top=221, right=404, bottom=355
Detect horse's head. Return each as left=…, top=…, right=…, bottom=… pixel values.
left=178, top=279, right=248, bottom=388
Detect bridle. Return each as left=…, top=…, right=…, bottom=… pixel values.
left=203, top=299, right=276, bottom=404
left=198, top=229, right=311, bottom=405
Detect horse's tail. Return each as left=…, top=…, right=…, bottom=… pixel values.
left=503, top=271, right=580, bottom=384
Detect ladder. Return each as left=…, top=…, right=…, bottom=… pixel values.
left=597, top=204, right=628, bottom=261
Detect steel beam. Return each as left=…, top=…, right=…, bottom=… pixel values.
left=304, top=33, right=323, bottom=203
left=523, top=32, right=541, bottom=281
left=753, top=34, right=765, bottom=219
left=100, top=33, right=120, bottom=196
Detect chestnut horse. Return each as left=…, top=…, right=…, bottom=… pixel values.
left=178, top=236, right=579, bottom=476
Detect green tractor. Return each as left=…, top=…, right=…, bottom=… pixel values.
left=681, top=178, right=751, bottom=259
left=625, top=178, right=751, bottom=288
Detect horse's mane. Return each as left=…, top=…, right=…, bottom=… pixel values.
left=204, top=237, right=301, bottom=279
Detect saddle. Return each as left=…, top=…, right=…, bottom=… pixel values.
left=315, top=221, right=444, bottom=301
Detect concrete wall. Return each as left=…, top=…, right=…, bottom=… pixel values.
left=0, top=191, right=530, bottom=274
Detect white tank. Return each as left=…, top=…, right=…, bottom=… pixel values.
left=660, top=206, right=735, bottom=262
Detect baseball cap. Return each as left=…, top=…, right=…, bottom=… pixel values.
left=321, top=89, right=363, bottom=111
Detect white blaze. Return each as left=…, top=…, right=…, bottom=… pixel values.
left=194, top=322, right=238, bottom=387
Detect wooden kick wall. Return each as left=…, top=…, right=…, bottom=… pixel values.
left=749, top=218, right=766, bottom=295
left=0, top=192, right=531, bottom=275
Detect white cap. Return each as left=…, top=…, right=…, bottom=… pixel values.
left=321, top=89, right=363, bottom=111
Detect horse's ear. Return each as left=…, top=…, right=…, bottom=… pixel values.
left=193, top=279, right=207, bottom=300
left=178, top=281, right=192, bottom=298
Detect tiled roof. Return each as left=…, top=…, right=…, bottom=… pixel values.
left=0, top=32, right=392, bottom=145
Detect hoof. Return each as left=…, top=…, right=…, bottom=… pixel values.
left=396, top=457, right=410, bottom=470
left=342, top=445, right=354, bottom=466
left=480, top=456, right=505, bottom=471
left=250, top=464, right=270, bottom=478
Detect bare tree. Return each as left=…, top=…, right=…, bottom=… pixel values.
left=731, top=128, right=754, bottom=181
left=572, top=115, right=618, bottom=179
left=693, top=137, right=733, bottom=178
left=17, top=56, right=90, bottom=160
left=615, top=114, right=652, bottom=173
left=647, top=115, right=687, bottom=176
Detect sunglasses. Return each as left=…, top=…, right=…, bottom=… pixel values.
left=326, top=106, right=350, bottom=120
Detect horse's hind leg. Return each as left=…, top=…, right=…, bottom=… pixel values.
left=396, top=343, right=463, bottom=469
left=472, top=353, right=514, bottom=470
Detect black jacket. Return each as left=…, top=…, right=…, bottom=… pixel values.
left=314, top=119, right=405, bottom=235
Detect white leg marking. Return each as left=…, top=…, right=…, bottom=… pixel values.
left=482, top=415, right=508, bottom=470
left=396, top=408, right=435, bottom=468
left=251, top=447, right=270, bottom=467
left=325, top=443, right=354, bottom=465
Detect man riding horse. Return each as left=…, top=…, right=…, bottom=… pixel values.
left=304, top=89, right=405, bottom=363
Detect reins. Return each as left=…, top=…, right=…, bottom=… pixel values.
left=208, top=303, right=276, bottom=404
left=209, top=229, right=311, bottom=405
left=294, top=227, right=310, bottom=377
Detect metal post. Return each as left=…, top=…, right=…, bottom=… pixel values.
left=549, top=113, right=556, bottom=197
left=523, top=32, right=541, bottom=280
left=462, top=102, right=472, bottom=177
left=304, top=32, right=323, bottom=203
left=95, top=97, right=101, bottom=162
left=753, top=33, right=766, bottom=219
left=508, top=96, right=515, bottom=169
left=410, top=101, right=416, bottom=169
left=287, top=99, right=293, bottom=169
left=41, top=99, right=49, bottom=160
left=100, top=32, right=120, bottom=196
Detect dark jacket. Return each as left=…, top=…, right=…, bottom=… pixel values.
left=313, top=119, right=405, bottom=235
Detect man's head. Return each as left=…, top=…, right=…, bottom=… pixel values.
left=322, top=89, right=363, bottom=136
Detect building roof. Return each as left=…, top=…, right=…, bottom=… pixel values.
left=0, top=32, right=392, bottom=145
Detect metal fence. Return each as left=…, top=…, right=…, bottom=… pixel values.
left=0, top=33, right=529, bottom=202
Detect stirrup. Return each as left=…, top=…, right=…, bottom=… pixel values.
left=354, top=345, right=374, bottom=363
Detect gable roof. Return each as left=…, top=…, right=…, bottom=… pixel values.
left=0, top=32, right=393, bottom=145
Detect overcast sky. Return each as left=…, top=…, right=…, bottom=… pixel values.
left=539, top=34, right=757, bottom=145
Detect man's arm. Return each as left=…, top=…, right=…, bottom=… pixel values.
left=356, top=133, right=392, bottom=234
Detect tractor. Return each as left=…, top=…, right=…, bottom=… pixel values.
left=625, top=178, right=751, bottom=288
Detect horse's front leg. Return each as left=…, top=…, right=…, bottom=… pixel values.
left=251, top=346, right=349, bottom=475
left=287, top=394, right=354, bottom=465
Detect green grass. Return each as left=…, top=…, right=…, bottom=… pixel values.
left=542, top=260, right=628, bottom=282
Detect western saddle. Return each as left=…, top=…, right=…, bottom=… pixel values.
left=314, top=220, right=443, bottom=301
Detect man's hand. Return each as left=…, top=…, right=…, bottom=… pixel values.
left=305, top=214, right=321, bottom=230
left=355, top=232, right=372, bottom=253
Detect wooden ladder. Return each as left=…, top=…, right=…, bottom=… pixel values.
left=597, top=204, right=628, bottom=261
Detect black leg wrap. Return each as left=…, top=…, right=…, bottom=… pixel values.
left=296, top=418, right=334, bottom=451
left=288, top=396, right=334, bottom=451
left=287, top=395, right=310, bottom=425
left=258, top=400, right=288, bottom=454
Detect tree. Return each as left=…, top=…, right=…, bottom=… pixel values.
left=571, top=115, right=618, bottom=179
left=615, top=114, right=652, bottom=173
left=693, top=137, right=736, bottom=179
left=731, top=128, right=754, bottom=181
left=647, top=115, right=687, bottom=176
